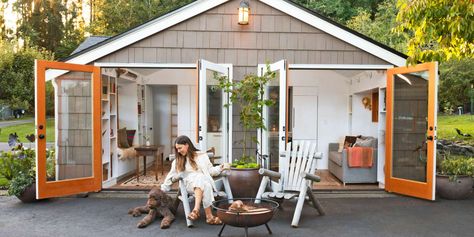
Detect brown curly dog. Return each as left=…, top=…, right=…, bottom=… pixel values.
left=128, top=188, right=176, bottom=229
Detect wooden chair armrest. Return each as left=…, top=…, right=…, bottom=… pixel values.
left=214, top=170, right=230, bottom=178
left=258, top=168, right=281, bottom=179
left=300, top=172, right=320, bottom=182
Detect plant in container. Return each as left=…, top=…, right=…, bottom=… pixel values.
left=436, top=153, right=474, bottom=200
left=216, top=64, right=276, bottom=198
left=0, top=142, right=55, bottom=202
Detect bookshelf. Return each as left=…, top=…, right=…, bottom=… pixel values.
left=101, top=71, right=118, bottom=186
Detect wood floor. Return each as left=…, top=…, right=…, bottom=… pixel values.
left=108, top=164, right=380, bottom=191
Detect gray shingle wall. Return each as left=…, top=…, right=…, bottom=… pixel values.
left=98, top=0, right=388, bottom=66
left=95, top=0, right=390, bottom=158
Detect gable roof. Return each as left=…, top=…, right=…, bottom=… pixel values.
left=70, top=36, right=111, bottom=55
left=61, top=0, right=407, bottom=68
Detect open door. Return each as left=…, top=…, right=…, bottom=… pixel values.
left=35, top=60, right=102, bottom=199
left=385, top=62, right=438, bottom=200
left=257, top=60, right=288, bottom=172
left=198, top=60, right=232, bottom=164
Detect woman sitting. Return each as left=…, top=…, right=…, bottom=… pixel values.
left=161, top=135, right=224, bottom=225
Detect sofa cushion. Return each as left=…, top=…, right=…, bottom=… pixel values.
left=353, top=136, right=377, bottom=148
left=329, top=151, right=343, bottom=166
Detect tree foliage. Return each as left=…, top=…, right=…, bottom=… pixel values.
left=0, top=39, right=54, bottom=112
left=395, top=0, right=474, bottom=64
left=13, top=0, right=85, bottom=59
left=347, top=0, right=408, bottom=54
left=89, top=0, right=194, bottom=36
left=438, top=59, right=474, bottom=114
left=292, top=0, right=384, bottom=24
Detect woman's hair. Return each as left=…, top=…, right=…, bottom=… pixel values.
left=174, top=135, right=200, bottom=172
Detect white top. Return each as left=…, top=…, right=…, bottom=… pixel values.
left=161, top=152, right=222, bottom=192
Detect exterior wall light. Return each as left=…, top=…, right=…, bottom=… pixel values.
left=238, top=0, right=250, bottom=25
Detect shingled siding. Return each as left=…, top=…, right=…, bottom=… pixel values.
left=96, top=0, right=391, bottom=159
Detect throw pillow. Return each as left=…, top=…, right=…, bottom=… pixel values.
left=118, top=128, right=130, bottom=148
left=353, top=137, right=374, bottom=147
left=343, top=136, right=359, bottom=148
left=126, top=129, right=136, bottom=147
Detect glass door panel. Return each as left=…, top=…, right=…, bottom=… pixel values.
left=385, top=62, right=438, bottom=200
left=198, top=60, right=232, bottom=164
left=36, top=60, right=101, bottom=199
left=258, top=60, right=287, bottom=172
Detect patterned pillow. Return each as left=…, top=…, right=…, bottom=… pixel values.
left=118, top=128, right=130, bottom=148
left=126, top=130, right=136, bottom=147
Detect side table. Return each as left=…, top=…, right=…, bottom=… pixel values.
left=134, top=145, right=164, bottom=182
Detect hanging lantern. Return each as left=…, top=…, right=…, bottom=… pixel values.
left=238, top=0, right=250, bottom=25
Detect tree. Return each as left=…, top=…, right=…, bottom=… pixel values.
left=347, top=0, right=408, bottom=54
left=438, top=59, right=474, bottom=114
left=89, top=0, right=194, bottom=36
left=0, top=39, right=54, bottom=113
left=395, top=0, right=474, bottom=64
left=292, top=0, right=384, bottom=24
left=13, top=0, right=85, bottom=59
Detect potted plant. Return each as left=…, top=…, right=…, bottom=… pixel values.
left=436, top=153, right=474, bottom=200
left=216, top=64, right=276, bottom=198
left=0, top=142, right=55, bottom=203
left=0, top=145, right=36, bottom=202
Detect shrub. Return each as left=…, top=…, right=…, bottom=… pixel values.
left=438, top=156, right=474, bottom=181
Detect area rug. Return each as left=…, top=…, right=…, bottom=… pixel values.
left=120, top=170, right=168, bottom=187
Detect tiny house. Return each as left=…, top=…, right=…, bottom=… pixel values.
left=35, top=0, right=438, bottom=201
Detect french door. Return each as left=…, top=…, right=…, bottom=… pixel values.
left=35, top=60, right=102, bottom=199
left=257, top=60, right=288, bottom=172
left=385, top=62, right=438, bottom=200
left=197, top=60, right=233, bottom=163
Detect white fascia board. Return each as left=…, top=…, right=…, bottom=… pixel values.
left=260, top=0, right=406, bottom=67
left=289, top=64, right=394, bottom=70
left=94, top=63, right=197, bottom=69
left=46, top=0, right=227, bottom=80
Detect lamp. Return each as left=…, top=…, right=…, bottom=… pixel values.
left=238, top=0, right=249, bottom=25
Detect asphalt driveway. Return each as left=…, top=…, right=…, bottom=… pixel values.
left=0, top=192, right=473, bottom=237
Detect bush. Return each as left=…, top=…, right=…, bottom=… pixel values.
left=438, top=155, right=474, bottom=181
left=0, top=146, right=55, bottom=195
left=8, top=171, right=34, bottom=196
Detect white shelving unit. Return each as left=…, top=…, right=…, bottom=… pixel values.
left=101, top=70, right=118, bottom=188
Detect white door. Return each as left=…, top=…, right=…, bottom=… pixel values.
left=257, top=60, right=287, bottom=172
left=292, top=87, right=318, bottom=144
left=198, top=60, right=233, bottom=163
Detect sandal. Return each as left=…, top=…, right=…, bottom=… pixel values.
left=206, top=215, right=222, bottom=225
left=187, top=209, right=200, bottom=221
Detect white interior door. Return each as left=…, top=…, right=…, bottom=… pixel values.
left=198, top=60, right=233, bottom=163
left=257, top=60, right=287, bottom=172
left=292, top=87, right=318, bottom=144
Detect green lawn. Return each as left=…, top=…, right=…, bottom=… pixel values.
left=0, top=119, right=55, bottom=142
left=437, top=114, right=474, bottom=145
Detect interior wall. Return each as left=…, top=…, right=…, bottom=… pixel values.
left=152, top=86, right=172, bottom=157
left=118, top=81, right=138, bottom=132
left=351, top=92, right=378, bottom=137
left=144, top=69, right=198, bottom=147
left=289, top=70, right=351, bottom=169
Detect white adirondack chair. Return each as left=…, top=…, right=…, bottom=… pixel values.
left=255, top=141, right=325, bottom=227
left=169, top=150, right=233, bottom=227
